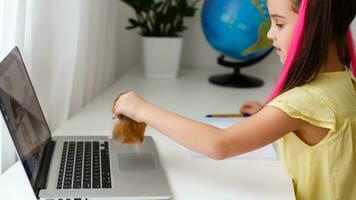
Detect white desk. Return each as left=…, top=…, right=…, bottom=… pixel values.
left=1, top=66, right=295, bottom=200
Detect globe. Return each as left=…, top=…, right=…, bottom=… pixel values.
left=201, top=0, right=273, bottom=60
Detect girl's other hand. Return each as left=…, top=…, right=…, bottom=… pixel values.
left=114, top=91, right=147, bottom=122
left=239, top=101, right=263, bottom=115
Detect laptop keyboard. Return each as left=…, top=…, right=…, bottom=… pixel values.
left=56, top=141, right=112, bottom=189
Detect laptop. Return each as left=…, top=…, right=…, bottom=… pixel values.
left=0, top=47, right=172, bottom=200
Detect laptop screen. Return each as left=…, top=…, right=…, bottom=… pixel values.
left=0, top=47, right=51, bottom=189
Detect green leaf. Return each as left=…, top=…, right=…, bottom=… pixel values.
left=138, top=0, right=154, bottom=13
left=126, top=25, right=139, bottom=30
left=165, top=6, right=179, bottom=22
left=128, top=18, right=141, bottom=26
left=120, top=0, right=140, bottom=9
left=180, top=0, right=188, bottom=10
left=175, top=19, right=184, bottom=31
left=183, top=7, right=197, bottom=17
left=154, top=2, right=163, bottom=11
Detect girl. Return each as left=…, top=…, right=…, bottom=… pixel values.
left=114, top=0, right=356, bottom=199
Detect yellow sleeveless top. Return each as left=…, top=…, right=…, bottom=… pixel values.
left=267, top=69, right=356, bottom=200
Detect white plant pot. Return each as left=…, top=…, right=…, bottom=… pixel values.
left=142, top=37, right=183, bottom=78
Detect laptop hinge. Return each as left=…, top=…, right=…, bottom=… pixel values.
left=33, top=139, right=56, bottom=199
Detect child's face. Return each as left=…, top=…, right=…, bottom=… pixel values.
left=267, top=0, right=298, bottom=64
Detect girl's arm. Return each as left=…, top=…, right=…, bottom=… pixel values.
left=115, top=92, right=306, bottom=160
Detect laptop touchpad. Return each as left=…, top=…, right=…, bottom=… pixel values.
left=118, top=153, right=155, bottom=171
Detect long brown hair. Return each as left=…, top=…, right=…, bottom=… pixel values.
left=282, top=0, right=356, bottom=92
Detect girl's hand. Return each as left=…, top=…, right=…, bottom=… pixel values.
left=239, top=101, right=263, bottom=115
left=114, top=91, right=147, bottom=122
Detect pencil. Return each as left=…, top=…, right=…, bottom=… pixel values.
left=205, top=113, right=250, bottom=118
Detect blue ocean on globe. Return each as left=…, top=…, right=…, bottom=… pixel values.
left=201, top=0, right=273, bottom=60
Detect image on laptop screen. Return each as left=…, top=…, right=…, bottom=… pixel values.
left=0, top=48, right=51, bottom=189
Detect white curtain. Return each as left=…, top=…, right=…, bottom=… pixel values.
left=0, top=0, right=139, bottom=173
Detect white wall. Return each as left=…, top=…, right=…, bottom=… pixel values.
left=64, top=0, right=140, bottom=116
left=181, top=3, right=220, bottom=69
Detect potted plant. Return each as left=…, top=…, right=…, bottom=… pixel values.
left=120, top=0, right=201, bottom=78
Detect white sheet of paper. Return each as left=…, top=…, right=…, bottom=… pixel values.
left=191, top=117, right=278, bottom=160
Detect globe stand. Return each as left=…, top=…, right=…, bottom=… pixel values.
left=209, top=48, right=273, bottom=88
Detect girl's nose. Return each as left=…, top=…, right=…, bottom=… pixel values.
left=267, top=27, right=275, bottom=41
